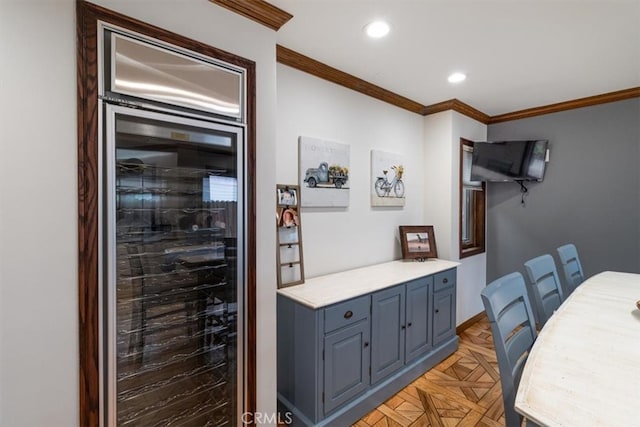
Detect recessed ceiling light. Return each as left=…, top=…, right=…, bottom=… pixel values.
left=365, top=21, right=390, bottom=38
left=448, top=72, right=466, bottom=83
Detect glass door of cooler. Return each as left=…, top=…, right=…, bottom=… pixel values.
left=103, top=104, right=244, bottom=427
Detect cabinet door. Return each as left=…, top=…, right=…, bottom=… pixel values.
left=324, top=320, right=370, bottom=414
left=405, top=277, right=432, bottom=363
left=371, top=285, right=405, bottom=384
left=433, top=286, right=456, bottom=346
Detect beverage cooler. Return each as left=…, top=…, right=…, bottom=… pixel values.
left=98, top=27, right=248, bottom=426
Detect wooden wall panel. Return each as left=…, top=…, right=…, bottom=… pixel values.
left=77, top=3, right=100, bottom=425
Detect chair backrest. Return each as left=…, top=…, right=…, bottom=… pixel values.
left=557, top=243, right=584, bottom=295
left=524, top=254, right=564, bottom=327
left=481, top=272, right=537, bottom=427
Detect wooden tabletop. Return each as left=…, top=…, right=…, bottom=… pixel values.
left=515, top=271, right=640, bottom=426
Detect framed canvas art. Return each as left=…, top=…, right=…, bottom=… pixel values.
left=299, top=136, right=350, bottom=207
left=371, top=150, right=405, bottom=207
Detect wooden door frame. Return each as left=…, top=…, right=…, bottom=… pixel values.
left=76, top=2, right=256, bottom=425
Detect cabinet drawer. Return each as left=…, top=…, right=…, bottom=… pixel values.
left=434, top=269, right=456, bottom=292
left=325, top=295, right=370, bottom=333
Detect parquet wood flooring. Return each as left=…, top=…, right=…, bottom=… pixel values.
left=353, top=315, right=507, bottom=427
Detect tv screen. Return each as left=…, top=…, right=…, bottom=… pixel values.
left=470, top=140, right=548, bottom=182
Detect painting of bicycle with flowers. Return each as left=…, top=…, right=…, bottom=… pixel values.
left=371, top=150, right=405, bottom=207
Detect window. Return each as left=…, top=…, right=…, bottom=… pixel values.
left=459, top=139, right=485, bottom=258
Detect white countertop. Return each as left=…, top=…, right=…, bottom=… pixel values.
left=515, top=271, right=640, bottom=427
left=277, top=259, right=460, bottom=309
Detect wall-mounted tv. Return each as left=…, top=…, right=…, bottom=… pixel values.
left=470, top=140, right=549, bottom=182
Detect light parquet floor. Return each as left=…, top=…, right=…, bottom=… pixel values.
left=353, top=316, right=507, bottom=427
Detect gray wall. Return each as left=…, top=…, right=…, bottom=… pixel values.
left=486, top=98, right=640, bottom=283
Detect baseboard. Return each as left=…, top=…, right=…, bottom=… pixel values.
left=456, top=311, right=486, bottom=335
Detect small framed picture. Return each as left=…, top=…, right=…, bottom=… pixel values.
left=277, top=186, right=298, bottom=206
left=399, top=225, right=437, bottom=260
left=278, top=207, right=299, bottom=228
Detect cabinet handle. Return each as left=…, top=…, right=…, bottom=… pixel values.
left=407, top=322, right=412, bottom=327
left=344, top=310, right=353, bottom=319
left=364, top=342, right=369, bottom=348
left=443, top=278, right=448, bottom=284
left=401, top=325, right=406, bottom=330
left=435, top=309, right=440, bottom=313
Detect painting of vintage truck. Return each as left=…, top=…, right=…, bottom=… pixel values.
left=303, top=162, right=349, bottom=188
left=299, top=136, right=350, bottom=207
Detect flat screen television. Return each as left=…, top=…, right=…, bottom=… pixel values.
left=470, top=140, right=549, bottom=182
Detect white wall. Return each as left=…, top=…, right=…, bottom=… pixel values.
left=276, top=64, right=425, bottom=277
left=277, top=67, right=488, bottom=322
left=451, top=112, right=488, bottom=322
left=1, top=1, right=78, bottom=425
left=0, top=0, right=277, bottom=425
left=423, top=111, right=487, bottom=324
left=423, top=112, right=455, bottom=259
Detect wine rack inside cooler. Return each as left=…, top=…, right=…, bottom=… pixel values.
left=108, top=109, right=242, bottom=426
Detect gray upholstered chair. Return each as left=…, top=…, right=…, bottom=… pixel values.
left=556, top=243, right=584, bottom=295
left=524, top=254, right=565, bottom=328
left=481, top=272, right=538, bottom=427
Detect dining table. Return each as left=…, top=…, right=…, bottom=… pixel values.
left=515, top=271, right=640, bottom=426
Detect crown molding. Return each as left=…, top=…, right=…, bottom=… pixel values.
left=210, top=0, right=292, bottom=31
left=275, top=46, right=640, bottom=124
left=488, top=87, right=640, bottom=124
left=421, top=99, right=490, bottom=124
left=276, top=45, right=425, bottom=114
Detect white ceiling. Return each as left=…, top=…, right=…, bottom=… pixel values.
left=270, top=0, right=640, bottom=116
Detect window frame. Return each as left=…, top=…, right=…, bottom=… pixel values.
left=459, top=138, right=486, bottom=258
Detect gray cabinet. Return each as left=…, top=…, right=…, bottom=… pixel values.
left=324, top=320, right=370, bottom=413
left=323, top=295, right=371, bottom=413
left=371, top=276, right=435, bottom=383
left=405, top=276, right=433, bottom=363
left=433, top=270, right=456, bottom=346
left=371, top=285, right=405, bottom=384
left=277, top=267, right=458, bottom=426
